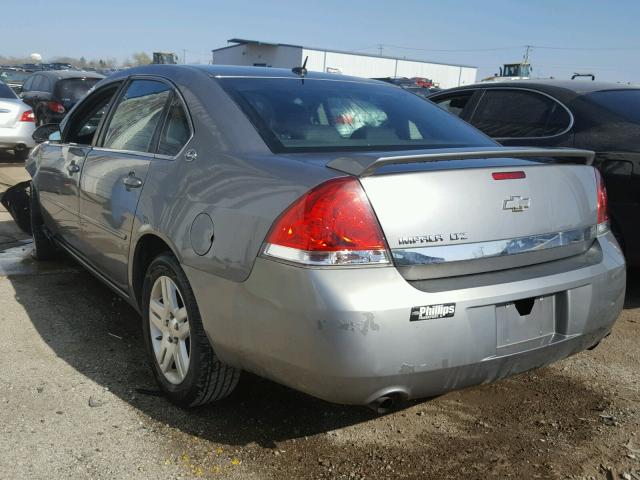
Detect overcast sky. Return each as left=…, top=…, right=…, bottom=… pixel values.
left=1, top=0, right=638, bottom=82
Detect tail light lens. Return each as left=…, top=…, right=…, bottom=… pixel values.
left=595, top=168, right=609, bottom=236
left=19, top=110, right=35, bottom=122
left=263, top=177, right=390, bottom=265
left=47, top=102, right=65, bottom=114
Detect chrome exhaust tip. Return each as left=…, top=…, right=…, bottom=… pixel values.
left=368, top=392, right=406, bottom=414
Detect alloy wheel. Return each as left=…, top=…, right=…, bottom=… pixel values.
left=149, top=275, right=191, bottom=384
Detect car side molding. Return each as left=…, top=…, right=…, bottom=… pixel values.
left=326, top=147, right=595, bottom=176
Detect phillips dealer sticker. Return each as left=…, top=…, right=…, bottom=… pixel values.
left=410, top=303, right=456, bottom=321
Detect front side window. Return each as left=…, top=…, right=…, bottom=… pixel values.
left=157, top=96, right=191, bottom=156
left=469, top=89, right=571, bottom=138
left=102, top=80, right=171, bottom=153
left=65, top=84, right=121, bottom=145
left=218, top=77, right=495, bottom=153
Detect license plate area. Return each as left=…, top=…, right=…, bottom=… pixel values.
left=496, top=294, right=555, bottom=348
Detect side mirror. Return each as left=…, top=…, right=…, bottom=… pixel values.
left=32, top=123, right=61, bottom=144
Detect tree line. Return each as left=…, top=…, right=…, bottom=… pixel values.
left=0, top=52, right=153, bottom=68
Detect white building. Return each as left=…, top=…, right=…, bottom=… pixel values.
left=212, top=39, right=477, bottom=88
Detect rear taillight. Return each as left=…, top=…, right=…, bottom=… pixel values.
left=595, top=168, right=609, bottom=236
left=47, top=102, right=65, bottom=114
left=19, top=110, right=35, bottom=122
left=263, top=177, right=390, bottom=265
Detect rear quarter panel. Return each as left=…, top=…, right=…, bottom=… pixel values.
left=129, top=73, right=338, bottom=286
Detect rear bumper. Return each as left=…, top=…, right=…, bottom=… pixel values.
left=0, top=122, right=36, bottom=149
left=185, top=233, right=626, bottom=405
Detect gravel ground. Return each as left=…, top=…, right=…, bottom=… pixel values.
left=0, top=157, right=639, bottom=480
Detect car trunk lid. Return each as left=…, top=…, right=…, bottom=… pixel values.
left=359, top=163, right=598, bottom=279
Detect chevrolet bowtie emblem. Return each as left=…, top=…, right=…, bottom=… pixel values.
left=503, top=196, right=530, bottom=212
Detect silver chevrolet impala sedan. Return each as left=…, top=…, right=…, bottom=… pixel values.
left=26, top=65, right=625, bottom=410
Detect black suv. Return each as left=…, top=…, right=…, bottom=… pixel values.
left=20, top=70, right=104, bottom=125
left=429, top=80, right=640, bottom=267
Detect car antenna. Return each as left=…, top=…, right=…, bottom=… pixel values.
left=292, top=56, right=308, bottom=77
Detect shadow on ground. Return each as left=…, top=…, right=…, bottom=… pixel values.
left=6, top=252, right=378, bottom=449
left=625, top=269, right=640, bottom=309
left=0, top=150, right=21, bottom=163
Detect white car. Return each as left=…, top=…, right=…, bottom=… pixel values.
left=0, top=81, right=35, bottom=161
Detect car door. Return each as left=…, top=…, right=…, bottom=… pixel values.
left=77, top=78, right=173, bottom=289
left=34, top=82, right=123, bottom=251
left=464, top=88, right=574, bottom=147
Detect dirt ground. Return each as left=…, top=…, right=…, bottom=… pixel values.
left=0, top=155, right=638, bottom=480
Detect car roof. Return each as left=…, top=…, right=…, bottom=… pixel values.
left=432, top=79, right=640, bottom=103
left=106, top=64, right=383, bottom=84
left=35, top=70, right=105, bottom=80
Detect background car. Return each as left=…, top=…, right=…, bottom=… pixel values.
left=0, top=81, right=35, bottom=160
left=20, top=70, right=104, bottom=125
left=373, top=76, right=441, bottom=99
left=0, top=67, right=33, bottom=94
left=429, top=81, right=640, bottom=267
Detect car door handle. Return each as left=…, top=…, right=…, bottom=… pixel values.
left=123, top=173, right=143, bottom=189
left=67, top=162, right=80, bottom=174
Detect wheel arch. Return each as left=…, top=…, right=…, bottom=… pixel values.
left=130, top=231, right=181, bottom=311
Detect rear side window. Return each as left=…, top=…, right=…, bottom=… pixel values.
left=469, top=89, right=571, bottom=138
left=218, top=77, right=495, bottom=153
left=31, top=75, right=45, bottom=91
left=434, top=92, right=474, bottom=117
left=22, top=76, right=34, bottom=91
left=102, top=80, right=171, bottom=153
left=0, top=82, right=17, bottom=99
left=157, top=96, right=191, bottom=156
left=41, top=76, right=52, bottom=92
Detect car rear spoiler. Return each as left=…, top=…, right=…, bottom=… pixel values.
left=327, top=148, right=595, bottom=177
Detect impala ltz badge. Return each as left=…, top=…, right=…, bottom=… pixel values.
left=503, top=195, right=531, bottom=213
left=410, top=303, right=456, bottom=321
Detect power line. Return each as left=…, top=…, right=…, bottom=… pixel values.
left=379, top=44, right=521, bottom=52
left=369, top=43, right=640, bottom=53
left=531, top=45, right=640, bottom=51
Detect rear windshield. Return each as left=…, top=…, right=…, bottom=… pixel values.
left=55, top=78, right=100, bottom=102
left=585, top=89, right=640, bottom=124
left=218, top=77, right=495, bottom=153
left=0, top=82, right=17, bottom=99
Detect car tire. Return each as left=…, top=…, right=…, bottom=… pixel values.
left=29, top=184, right=56, bottom=260
left=142, top=253, right=240, bottom=407
left=14, top=148, right=29, bottom=162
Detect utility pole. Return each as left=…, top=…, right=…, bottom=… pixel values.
left=378, top=44, right=384, bottom=56
left=523, top=45, right=532, bottom=64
